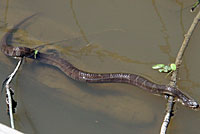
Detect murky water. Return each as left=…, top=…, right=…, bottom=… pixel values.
left=0, top=0, right=200, bottom=134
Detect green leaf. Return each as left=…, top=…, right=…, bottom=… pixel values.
left=164, top=65, right=171, bottom=71
left=163, top=69, right=169, bottom=72
left=170, top=63, right=176, bottom=71
left=152, top=64, right=165, bottom=69
left=34, top=50, right=39, bottom=59
left=191, top=1, right=200, bottom=12
left=158, top=68, right=165, bottom=72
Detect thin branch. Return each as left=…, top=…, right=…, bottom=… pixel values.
left=4, top=58, right=23, bottom=129
left=5, top=87, right=14, bottom=128
left=160, top=10, right=200, bottom=134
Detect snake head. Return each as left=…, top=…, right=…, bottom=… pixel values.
left=184, top=99, right=199, bottom=109
left=177, top=94, right=199, bottom=109
left=167, top=86, right=199, bottom=109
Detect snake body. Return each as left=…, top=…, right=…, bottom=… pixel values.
left=1, top=14, right=199, bottom=109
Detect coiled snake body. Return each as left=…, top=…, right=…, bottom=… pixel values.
left=1, top=14, right=199, bottom=109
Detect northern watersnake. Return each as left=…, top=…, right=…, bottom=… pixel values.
left=1, top=14, right=199, bottom=109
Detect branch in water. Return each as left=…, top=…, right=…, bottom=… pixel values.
left=3, top=58, right=23, bottom=129
left=160, top=10, right=200, bottom=134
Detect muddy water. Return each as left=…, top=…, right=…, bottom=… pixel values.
left=0, top=0, right=200, bottom=134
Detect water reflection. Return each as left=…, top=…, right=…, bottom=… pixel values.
left=152, top=0, right=172, bottom=61
left=0, top=0, right=9, bottom=24
left=3, top=27, right=156, bottom=65
left=175, top=0, right=186, bottom=35
left=70, top=0, right=89, bottom=44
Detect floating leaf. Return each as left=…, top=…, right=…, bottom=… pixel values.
left=170, top=63, right=176, bottom=71
left=152, top=64, right=165, bottom=69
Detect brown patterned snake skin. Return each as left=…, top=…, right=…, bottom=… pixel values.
left=1, top=14, right=199, bottom=109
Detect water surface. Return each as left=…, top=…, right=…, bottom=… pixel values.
left=0, top=0, right=200, bottom=134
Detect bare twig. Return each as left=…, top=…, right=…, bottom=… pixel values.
left=160, top=10, right=200, bottom=134
left=5, top=87, right=14, bottom=128
left=3, top=58, right=23, bottom=129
